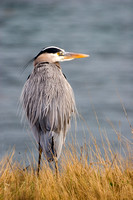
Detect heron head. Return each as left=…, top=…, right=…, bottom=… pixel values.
left=34, top=46, right=89, bottom=66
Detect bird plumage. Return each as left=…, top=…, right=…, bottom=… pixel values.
left=21, top=61, right=76, bottom=161
left=21, top=46, right=88, bottom=172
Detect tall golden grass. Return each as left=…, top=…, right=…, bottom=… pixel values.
left=0, top=103, right=133, bottom=200
left=0, top=131, right=132, bottom=200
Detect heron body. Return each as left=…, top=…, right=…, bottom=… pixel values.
left=21, top=46, right=89, bottom=171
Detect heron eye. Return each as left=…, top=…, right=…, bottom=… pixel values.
left=57, top=51, right=64, bottom=56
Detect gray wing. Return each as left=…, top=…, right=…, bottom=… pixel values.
left=21, top=63, right=76, bottom=137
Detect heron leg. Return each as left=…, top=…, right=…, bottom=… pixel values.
left=37, top=142, right=42, bottom=176
left=55, top=158, right=58, bottom=178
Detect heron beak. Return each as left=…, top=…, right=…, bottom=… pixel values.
left=63, top=52, right=89, bottom=60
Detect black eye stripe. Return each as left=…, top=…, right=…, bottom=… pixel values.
left=34, top=47, right=62, bottom=60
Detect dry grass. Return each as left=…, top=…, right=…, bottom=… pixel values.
left=0, top=132, right=132, bottom=200
left=1, top=100, right=133, bottom=200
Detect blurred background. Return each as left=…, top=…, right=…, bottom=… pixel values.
left=0, top=0, right=133, bottom=160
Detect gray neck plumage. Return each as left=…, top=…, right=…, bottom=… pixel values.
left=34, top=61, right=61, bottom=69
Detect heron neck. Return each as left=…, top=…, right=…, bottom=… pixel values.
left=34, top=61, right=61, bottom=70
left=55, top=62, right=61, bottom=69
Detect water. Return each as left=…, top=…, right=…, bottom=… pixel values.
left=0, top=0, right=133, bottom=160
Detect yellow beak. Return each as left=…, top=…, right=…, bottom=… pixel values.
left=63, top=52, right=89, bottom=60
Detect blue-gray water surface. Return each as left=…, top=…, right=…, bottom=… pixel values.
left=0, top=0, right=133, bottom=161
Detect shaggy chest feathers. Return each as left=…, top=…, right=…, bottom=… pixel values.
left=21, top=62, right=76, bottom=136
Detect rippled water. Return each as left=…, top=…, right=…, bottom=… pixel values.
left=0, top=0, right=133, bottom=160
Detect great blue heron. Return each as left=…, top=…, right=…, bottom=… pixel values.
left=21, top=46, right=89, bottom=175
